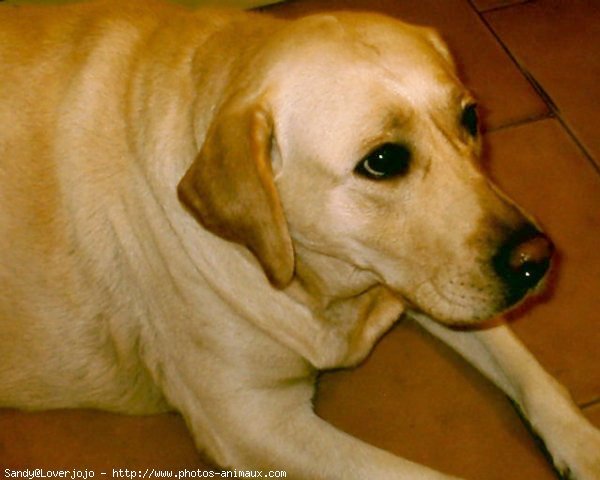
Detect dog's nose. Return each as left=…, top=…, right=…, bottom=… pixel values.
left=492, top=223, right=554, bottom=306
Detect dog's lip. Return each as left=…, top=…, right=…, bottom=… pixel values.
left=399, top=278, right=499, bottom=326
left=390, top=290, right=479, bottom=326
left=406, top=306, right=502, bottom=330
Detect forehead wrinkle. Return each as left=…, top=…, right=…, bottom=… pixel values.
left=398, top=69, right=466, bottom=108
left=389, top=75, right=469, bottom=150
left=356, top=76, right=465, bottom=156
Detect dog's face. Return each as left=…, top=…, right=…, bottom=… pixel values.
left=179, top=13, right=553, bottom=326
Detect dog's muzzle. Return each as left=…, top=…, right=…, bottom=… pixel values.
left=492, top=223, right=554, bottom=307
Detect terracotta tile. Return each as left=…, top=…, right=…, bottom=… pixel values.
left=584, top=403, right=600, bottom=428
left=316, top=319, right=558, bottom=479
left=0, top=409, right=212, bottom=472
left=472, top=0, right=530, bottom=12
left=484, top=0, right=600, bottom=165
left=484, top=119, right=600, bottom=404
left=264, top=0, right=549, bottom=129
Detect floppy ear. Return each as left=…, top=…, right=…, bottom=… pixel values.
left=177, top=101, right=294, bottom=288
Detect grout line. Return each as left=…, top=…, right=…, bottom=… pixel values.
left=518, top=67, right=600, bottom=174
left=469, top=4, right=600, bottom=175
left=474, top=0, right=534, bottom=15
left=555, top=119, right=600, bottom=175
left=485, top=111, right=554, bottom=133
left=520, top=68, right=600, bottom=175
left=519, top=67, right=559, bottom=113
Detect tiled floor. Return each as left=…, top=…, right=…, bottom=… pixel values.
left=1, top=0, right=598, bottom=479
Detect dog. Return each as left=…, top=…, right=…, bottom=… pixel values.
left=1, top=1, right=599, bottom=478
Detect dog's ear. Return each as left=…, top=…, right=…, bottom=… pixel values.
left=178, top=100, right=294, bottom=288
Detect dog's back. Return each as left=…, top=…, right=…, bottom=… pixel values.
left=0, top=0, right=237, bottom=413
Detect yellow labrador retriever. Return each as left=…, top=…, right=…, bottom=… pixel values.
left=1, top=1, right=598, bottom=478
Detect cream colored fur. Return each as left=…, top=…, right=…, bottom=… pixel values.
left=0, top=1, right=598, bottom=478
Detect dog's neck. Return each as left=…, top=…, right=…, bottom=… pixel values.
left=279, top=244, right=405, bottom=368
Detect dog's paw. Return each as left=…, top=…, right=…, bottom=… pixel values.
left=550, top=422, right=600, bottom=480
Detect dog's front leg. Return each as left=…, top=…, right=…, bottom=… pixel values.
left=410, top=312, right=600, bottom=480
left=173, top=374, right=464, bottom=480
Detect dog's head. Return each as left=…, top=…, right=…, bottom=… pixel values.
left=178, top=12, right=553, bottom=326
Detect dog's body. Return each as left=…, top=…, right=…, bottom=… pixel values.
left=1, top=1, right=599, bottom=478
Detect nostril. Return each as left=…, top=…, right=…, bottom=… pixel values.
left=492, top=224, right=554, bottom=306
left=508, top=235, right=554, bottom=272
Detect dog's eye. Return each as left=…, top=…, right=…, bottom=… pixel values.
left=461, top=103, right=479, bottom=137
left=354, top=143, right=411, bottom=180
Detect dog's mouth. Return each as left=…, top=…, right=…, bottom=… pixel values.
left=405, top=281, right=504, bottom=327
